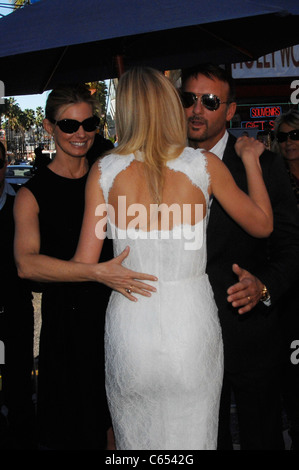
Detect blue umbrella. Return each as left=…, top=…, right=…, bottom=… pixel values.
left=0, top=0, right=298, bottom=95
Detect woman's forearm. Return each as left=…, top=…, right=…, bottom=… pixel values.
left=16, top=252, right=97, bottom=283
left=16, top=249, right=158, bottom=298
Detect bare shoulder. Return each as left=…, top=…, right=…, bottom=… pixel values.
left=14, top=186, right=39, bottom=213
left=205, top=150, right=237, bottom=197
left=205, top=150, right=224, bottom=174
left=84, top=159, right=106, bottom=206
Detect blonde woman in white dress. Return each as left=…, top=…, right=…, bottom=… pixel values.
left=71, top=67, right=272, bottom=450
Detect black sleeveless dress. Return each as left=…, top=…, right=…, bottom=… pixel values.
left=25, top=166, right=112, bottom=449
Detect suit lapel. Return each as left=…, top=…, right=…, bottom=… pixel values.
left=207, top=133, right=247, bottom=244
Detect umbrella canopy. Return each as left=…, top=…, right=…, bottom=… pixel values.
left=0, top=0, right=298, bottom=95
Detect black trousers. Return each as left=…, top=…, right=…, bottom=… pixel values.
left=217, top=365, right=285, bottom=450
left=0, top=302, right=35, bottom=449
left=279, top=284, right=299, bottom=450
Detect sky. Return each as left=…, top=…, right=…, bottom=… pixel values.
left=9, top=91, right=49, bottom=112
left=0, top=0, right=47, bottom=111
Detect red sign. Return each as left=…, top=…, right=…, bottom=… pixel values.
left=241, top=120, right=275, bottom=130
left=250, top=106, right=282, bottom=118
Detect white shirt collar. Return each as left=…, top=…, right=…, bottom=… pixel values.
left=209, top=130, right=229, bottom=160
left=0, top=180, right=16, bottom=211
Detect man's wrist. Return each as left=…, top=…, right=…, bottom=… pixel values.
left=260, top=284, right=271, bottom=304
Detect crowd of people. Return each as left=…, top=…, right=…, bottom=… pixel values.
left=0, top=63, right=298, bottom=451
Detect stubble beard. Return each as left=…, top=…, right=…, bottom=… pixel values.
left=187, top=117, right=208, bottom=149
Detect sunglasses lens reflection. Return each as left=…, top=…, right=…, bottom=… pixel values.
left=57, top=120, right=79, bottom=133
left=57, top=116, right=99, bottom=133
left=181, top=92, right=220, bottom=111
left=181, top=92, right=195, bottom=108
left=201, top=95, right=220, bottom=111
left=277, top=130, right=299, bottom=143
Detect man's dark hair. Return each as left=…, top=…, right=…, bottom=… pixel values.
left=181, top=63, right=236, bottom=104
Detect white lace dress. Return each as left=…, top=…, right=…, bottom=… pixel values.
left=100, top=147, right=223, bottom=450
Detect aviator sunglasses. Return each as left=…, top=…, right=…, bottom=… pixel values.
left=180, top=91, right=229, bottom=111
left=48, top=115, right=100, bottom=134
left=276, top=129, right=299, bottom=143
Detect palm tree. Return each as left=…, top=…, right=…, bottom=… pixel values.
left=86, top=81, right=110, bottom=135
left=3, top=97, right=21, bottom=154
left=4, top=97, right=21, bottom=131
left=35, top=106, right=44, bottom=142
left=21, top=108, right=35, bottom=130
left=35, top=106, right=44, bottom=125
left=18, top=108, right=35, bottom=154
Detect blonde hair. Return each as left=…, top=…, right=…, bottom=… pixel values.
left=113, top=67, right=187, bottom=203
left=45, top=83, right=100, bottom=121
left=272, top=109, right=299, bottom=154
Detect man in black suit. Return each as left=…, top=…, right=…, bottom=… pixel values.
left=180, top=64, right=299, bottom=450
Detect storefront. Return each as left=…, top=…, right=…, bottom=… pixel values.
left=228, top=44, right=299, bottom=143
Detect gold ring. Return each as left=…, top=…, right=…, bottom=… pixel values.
left=125, top=288, right=132, bottom=294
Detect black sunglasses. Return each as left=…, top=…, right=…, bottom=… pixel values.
left=180, top=91, right=228, bottom=111
left=0, top=159, right=6, bottom=169
left=48, top=115, right=100, bottom=134
left=276, top=129, right=299, bottom=143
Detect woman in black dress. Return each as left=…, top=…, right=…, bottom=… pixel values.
left=13, top=84, right=157, bottom=449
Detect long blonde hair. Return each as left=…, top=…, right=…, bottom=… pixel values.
left=113, top=67, right=187, bottom=203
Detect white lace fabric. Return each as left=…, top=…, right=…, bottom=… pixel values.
left=99, top=147, right=223, bottom=450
